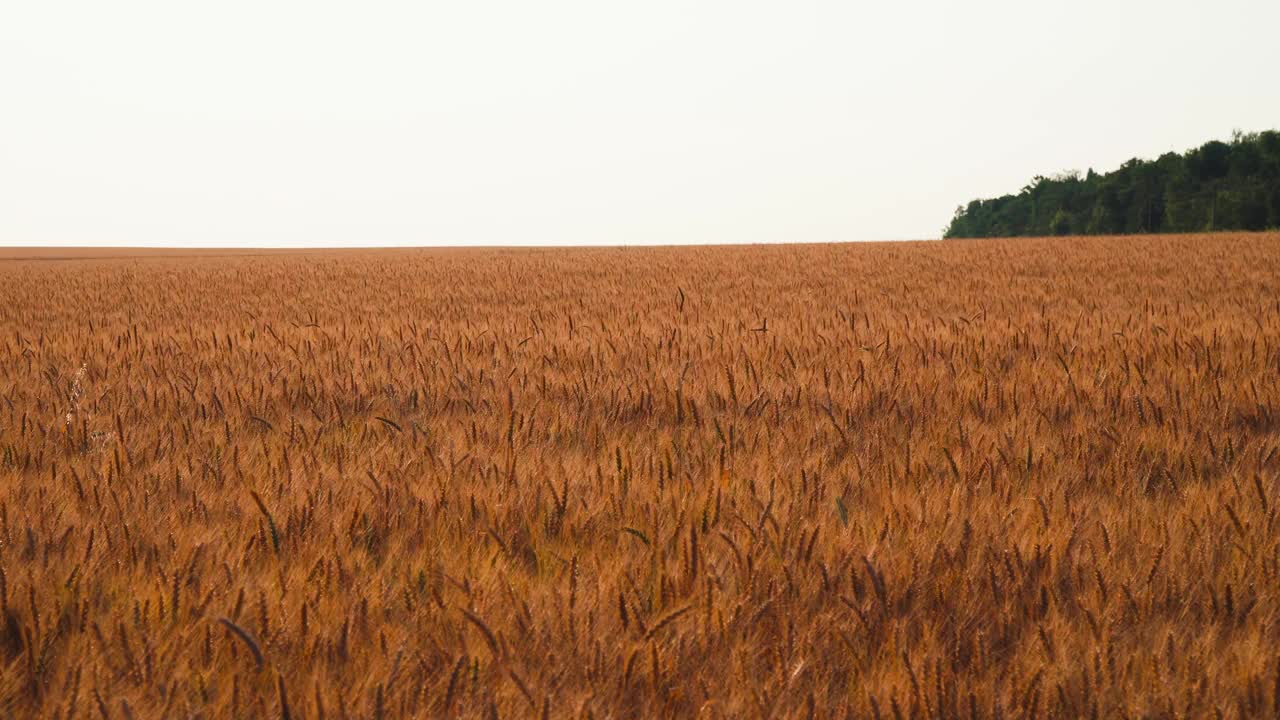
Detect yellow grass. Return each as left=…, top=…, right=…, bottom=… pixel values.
left=1, top=233, right=1278, bottom=718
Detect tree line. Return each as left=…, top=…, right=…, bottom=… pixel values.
left=944, top=130, right=1280, bottom=238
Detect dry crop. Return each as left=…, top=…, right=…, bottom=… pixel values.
left=1, top=234, right=1279, bottom=718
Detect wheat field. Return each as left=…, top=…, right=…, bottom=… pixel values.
left=1, top=234, right=1279, bottom=719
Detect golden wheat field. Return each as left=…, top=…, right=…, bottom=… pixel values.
left=1, top=234, right=1279, bottom=719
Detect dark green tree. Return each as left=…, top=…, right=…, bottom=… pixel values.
left=945, top=130, right=1280, bottom=238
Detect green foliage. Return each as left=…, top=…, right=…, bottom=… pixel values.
left=1050, top=210, right=1073, bottom=236
left=945, top=130, right=1280, bottom=238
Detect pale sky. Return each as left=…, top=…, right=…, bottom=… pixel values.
left=2, top=0, right=1278, bottom=247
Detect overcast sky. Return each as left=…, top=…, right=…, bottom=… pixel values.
left=2, top=0, right=1278, bottom=246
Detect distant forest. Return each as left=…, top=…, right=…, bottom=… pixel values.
left=944, top=130, right=1280, bottom=238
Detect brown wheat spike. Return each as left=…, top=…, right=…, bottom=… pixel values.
left=217, top=618, right=265, bottom=669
